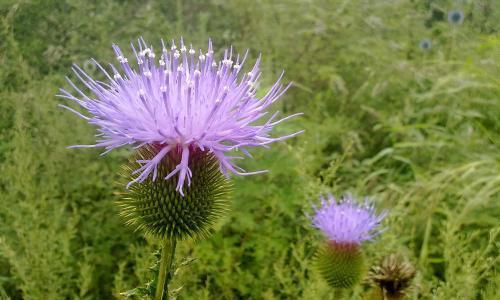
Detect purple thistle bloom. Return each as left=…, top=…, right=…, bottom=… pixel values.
left=419, top=39, right=432, bottom=51
left=59, top=38, right=303, bottom=194
left=312, top=194, right=386, bottom=245
left=448, top=10, right=464, bottom=25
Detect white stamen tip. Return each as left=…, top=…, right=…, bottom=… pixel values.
left=160, top=86, right=167, bottom=92
left=117, top=56, right=128, bottom=63
left=199, top=54, right=206, bottom=61
left=173, top=51, right=180, bottom=59
left=194, top=70, right=201, bottom=76
left=141, top=48, right=153, bottom=57
left=189, top=48, right=195, bottom=55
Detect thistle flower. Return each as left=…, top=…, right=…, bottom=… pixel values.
left=448, top=10, right=464, bottom=25
left=311, top=194, right=386, bottom=288
left=59, top=38, right=303, bottom=195
left=419, top=39, right=432, bottom=51
left=118, top=145, right=232, bottom=240
left=312, top=194, right=386, bottom=245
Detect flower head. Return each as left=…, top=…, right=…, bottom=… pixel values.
left=59, top=38, right=302, bottom=194
left=369, top=253, right=416, bottom=299
left=419, top=39, right=432, bottom=51
left=312, top=194, right=386, bottom=245
left=119, top=145, right=231, bottom=240
left=448, top=9, right=464, bottom=25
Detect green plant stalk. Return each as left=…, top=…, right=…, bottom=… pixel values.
left=368, top=287, right=406, bottom=300
left=155, top=238, right=177, bottom=300
left=334, top=288, right=345, bottom=298
left=419, top=217, right=432, bottom=267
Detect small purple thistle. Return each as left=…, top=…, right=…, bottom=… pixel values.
left=59, top=38, right=303, bottom=194
left=419, top=39, right=432, bottom=51
left=312, top=194, right=386, bottom=245
left=448, top=9, right=464, bottom=25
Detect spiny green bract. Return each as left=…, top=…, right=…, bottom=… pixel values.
left=315, top=242, right=366, bottom=288
left=118, top=146, right=232, bottom=240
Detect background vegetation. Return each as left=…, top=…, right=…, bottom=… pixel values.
left=0, top=0, right=498, bottom=299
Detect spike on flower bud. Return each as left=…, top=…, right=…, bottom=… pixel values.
left=118, top=145, right=232, bottom=240
left=310, top=194, right=387, bottom=288
left=315, top=242, right=366, bottom=288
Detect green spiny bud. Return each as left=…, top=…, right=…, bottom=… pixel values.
left=118, top=146, right=232, bottom=240
left=315, top=242, right=366, bottom=288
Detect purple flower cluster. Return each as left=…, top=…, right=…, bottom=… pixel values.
left=59, top=38, right=302, bottom=194
left=312, top=194, right=386, bottom=245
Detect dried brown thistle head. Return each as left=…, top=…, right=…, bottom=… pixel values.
left=368, top=253, right=416, bottom=299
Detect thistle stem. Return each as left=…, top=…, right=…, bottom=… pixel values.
left=333, top=288, right=344, bottom=299
left=155, top=238, right=177, bottom=300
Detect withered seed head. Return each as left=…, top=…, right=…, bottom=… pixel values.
left=369, top=253, right=416, bottom=298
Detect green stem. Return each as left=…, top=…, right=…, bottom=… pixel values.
left=419, top=217, right=432, bottom=267
left=367, top=287, right=404, bottom=300
left=333, top=288, right=345, bottom=299
left=155, top=238, right=177, bottom=300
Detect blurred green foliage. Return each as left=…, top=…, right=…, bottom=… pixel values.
left=0, top=0, right=499, bottom=299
